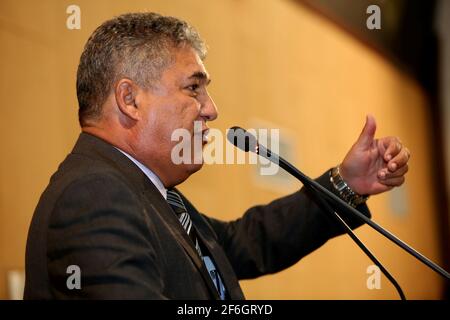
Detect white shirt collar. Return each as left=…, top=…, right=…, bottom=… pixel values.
left=115, top=148, right=167, bottom=199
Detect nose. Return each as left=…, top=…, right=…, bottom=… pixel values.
left=200, top=92, right=218, bottom=122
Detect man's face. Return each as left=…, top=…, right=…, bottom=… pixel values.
left=133, top=45, right=218, bottom=187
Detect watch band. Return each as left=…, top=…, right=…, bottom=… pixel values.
left=330, top=165, right=369, bottom=208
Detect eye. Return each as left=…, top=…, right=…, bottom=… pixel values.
left=186, top=84, right=200, bottom=92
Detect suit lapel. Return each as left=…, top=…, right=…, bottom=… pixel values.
left=178, top=192, right=245, bottom=300
left=142, top=187, right=221, bottom=300
left=194, top=227, right=245, bottom=300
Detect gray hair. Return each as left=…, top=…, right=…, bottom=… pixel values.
left=76, top=12, right=207, bottom=126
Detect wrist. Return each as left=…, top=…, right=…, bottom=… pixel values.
left=330, top=165, right=369, bottom=208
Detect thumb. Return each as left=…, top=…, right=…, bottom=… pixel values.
left=356, top=114, right=377, bottom=148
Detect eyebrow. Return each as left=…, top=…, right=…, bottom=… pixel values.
left=188, top=71, right=211, bottom=85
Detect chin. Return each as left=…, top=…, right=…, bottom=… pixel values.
left=186, top=161, right=204, bottom=175
left=170, top=162, right=204, bottom=187
left=182, top=161, right=204, bottom=180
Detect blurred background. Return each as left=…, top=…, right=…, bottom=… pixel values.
left=0, top=0, right=449, bottom=299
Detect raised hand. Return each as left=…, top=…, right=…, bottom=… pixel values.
left=339, top=115, right=410, bottom=195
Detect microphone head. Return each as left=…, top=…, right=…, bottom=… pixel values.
left=227, top=126, right=258, bottom=153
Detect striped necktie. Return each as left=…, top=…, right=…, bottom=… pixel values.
left=166, top=189, right=203, bottom=257
left=166, top=189, right=227, bottom=300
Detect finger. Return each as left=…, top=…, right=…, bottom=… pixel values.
left=356, top=114, right=377, bottom=149
left=387, top=147, right=410, bottom=172
left=380, top=176, right=405, bottom=187
left=378, top=164, right=408, bottom=180
left=382, top=137, right=402, bottom=162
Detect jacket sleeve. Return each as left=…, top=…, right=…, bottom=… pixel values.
left=204, top=169, right=371, bottom=280
left=47, top=173, right=167, bottom=299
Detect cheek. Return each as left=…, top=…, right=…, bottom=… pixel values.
left=174, top=98, right=202, bottom=130
left=138, top=105, right=171, bottom=148
left=143, top=98, right=200, bottom=142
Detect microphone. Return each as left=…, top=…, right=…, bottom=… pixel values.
left=227, top=126, right=273, bottom=159
left=227, top=126, right=450, bottom=298
left=227, top=126, right=257, bottom=153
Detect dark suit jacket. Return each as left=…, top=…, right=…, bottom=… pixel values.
left=24, top=132, right=370, bottom=299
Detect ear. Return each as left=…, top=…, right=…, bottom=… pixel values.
left=114, top=78, right=140, bottom=121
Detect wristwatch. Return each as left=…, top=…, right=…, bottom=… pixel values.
left=330, top=165, right=369, bottom=208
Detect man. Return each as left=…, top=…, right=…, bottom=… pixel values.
left=25, top=13, right=410, bottom=299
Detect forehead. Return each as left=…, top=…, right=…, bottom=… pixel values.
left=166, top=46, right=209, bottom=80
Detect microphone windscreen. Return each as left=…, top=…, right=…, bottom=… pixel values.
left=227, top=126, right=257, bottom=152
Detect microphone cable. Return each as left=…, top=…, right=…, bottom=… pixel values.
left=305, top=182, right=406, bottom=300
left=273, top=150, right=406, bottom=300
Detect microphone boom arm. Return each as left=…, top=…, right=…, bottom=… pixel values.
left=257, top=144, right=450, bottom=280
